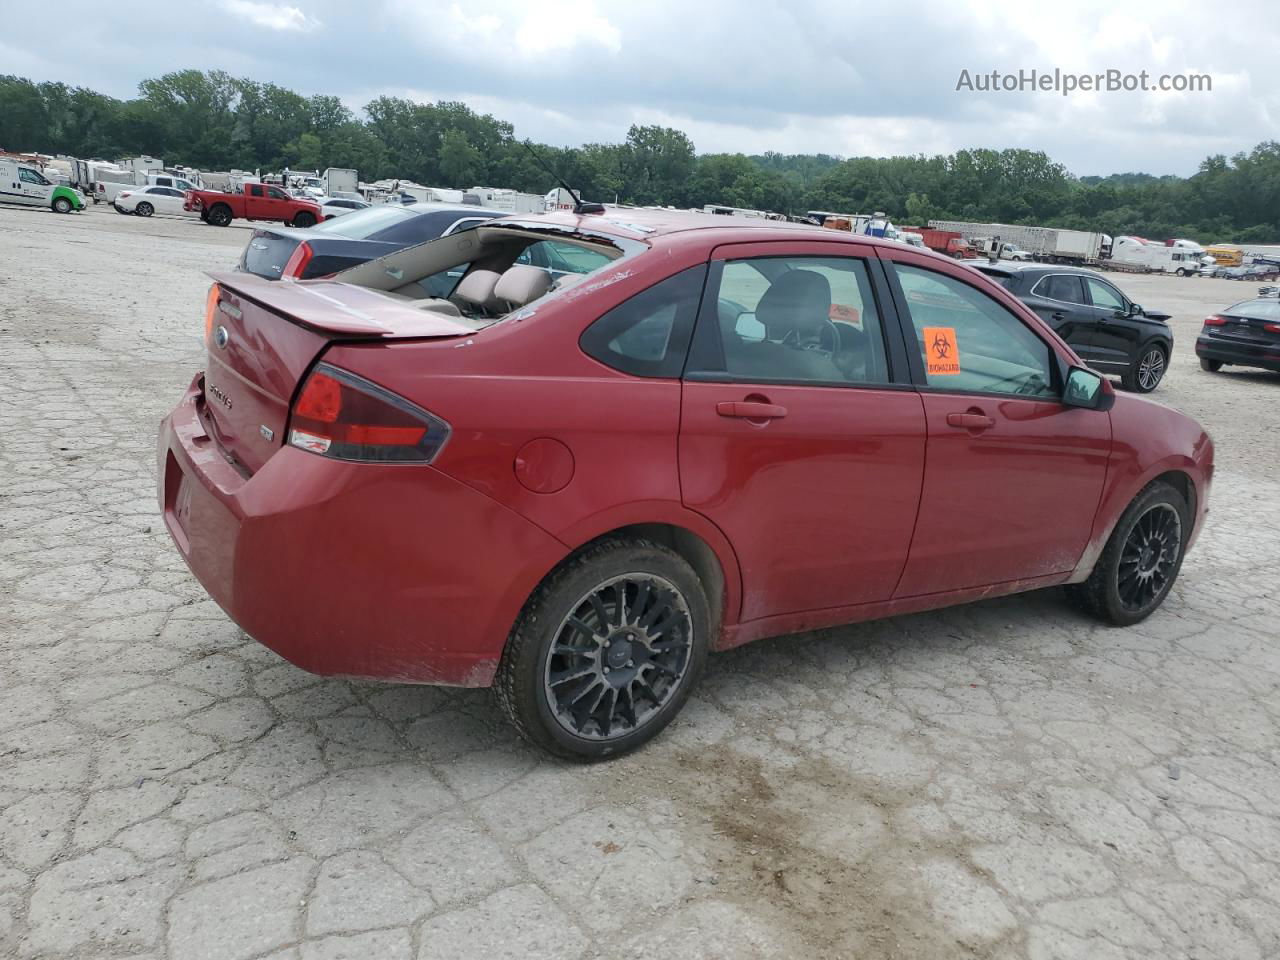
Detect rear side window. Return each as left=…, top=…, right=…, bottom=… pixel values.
left=688, top=256, right=890, bottom=386
left=520, top=241, right=613, bottom=275
left=580, top=266, right=707, bottom=378
left=1034, top=274, right=1087, bottom=304
left=894, top=263, right=1057, bottom=399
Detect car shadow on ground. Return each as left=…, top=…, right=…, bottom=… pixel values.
left=314, top=585, right=1096, bottom=768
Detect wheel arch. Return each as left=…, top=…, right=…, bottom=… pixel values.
left=1070, top=459, right=1202, bottom=584
left=536, top=512, right=743, bottom=649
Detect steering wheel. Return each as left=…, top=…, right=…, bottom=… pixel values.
left=784, top=317, right=842, bottom=356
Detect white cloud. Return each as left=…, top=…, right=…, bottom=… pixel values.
left=393, top=0, right=620, bottom=58
left=221, top=0, right=320, bottom=32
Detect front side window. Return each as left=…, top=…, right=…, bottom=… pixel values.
left=894, top=263, right=1057, bottom=399
left=688, top=256, right=890, bottom=385
left=519, top=241, right=613, bottom=276
left=580, top=266, right=706, bottom=378
left=1086, top=278, right=1125, bottom=311
left=19, top=168, right=49, bottom=185
left=267, top=186, right=289, bottom=201
left=1034, top=274, right=1087, bottom=304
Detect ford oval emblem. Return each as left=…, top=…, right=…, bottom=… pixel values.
left=213, top=325, right=230, bottom=350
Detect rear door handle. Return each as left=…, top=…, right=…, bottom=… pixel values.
left=717, top=401, right=788, bottom=420
left=946, top=412, right=994, bottom=431
left=1051, top=312, right=1066, bottom=321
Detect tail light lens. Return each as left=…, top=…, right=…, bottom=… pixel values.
left=1266, top=323, right=1280, bottom=334
left=1203, top=315, right=1227, bottom=326
left=282, top=241, right=314, bottom=280
left=119, top=191, right=132, bottom=199
left=288, top=364, right=449, bottom=463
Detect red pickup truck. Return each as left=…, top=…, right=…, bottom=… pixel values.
left=184, top=183, right=323, bottom=228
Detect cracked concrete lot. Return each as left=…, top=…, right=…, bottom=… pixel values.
left=1, top=204, right=1278, bottom=960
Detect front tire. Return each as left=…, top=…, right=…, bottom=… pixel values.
left=1199, top=357, right=1223, bottom=372
left=135, top=201, right=154, bottom=218
left=52, top=196, right=73, bottom=214
left=495, top=538, right=710, bottom=760
left=1068, top=480, right=1190, bottom=626
left=1123, top=343, right=1167, bottom=392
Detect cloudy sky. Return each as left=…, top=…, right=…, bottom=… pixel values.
left=4, top=0, right=1276, bottom=176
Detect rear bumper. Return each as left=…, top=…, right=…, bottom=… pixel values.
left=1195, top=335, right=1280, bottom=371
left=157, top=375, right=567, bottom=686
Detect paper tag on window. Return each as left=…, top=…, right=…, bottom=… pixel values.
left=829, top=303, right=861, bottom=326
left=923, top=326, right=961, bottom=375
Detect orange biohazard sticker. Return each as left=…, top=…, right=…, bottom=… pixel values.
left=923, top=326, right=961, bottom=375
left=828, top=303, right=861, bottom=326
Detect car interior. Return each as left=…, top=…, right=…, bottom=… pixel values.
left=330, top=224, right=632, bottom=324
left=713, top=264, right=885, bottom=384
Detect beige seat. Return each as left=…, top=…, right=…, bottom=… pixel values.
left=453, top=269, right=503, bottom=311
left=493, top=264, right=552, bottom=310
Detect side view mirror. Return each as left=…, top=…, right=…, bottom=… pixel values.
left=1063, top=366, right=1114, bottom=411
left=1128, top=302, right=1143, bottom=316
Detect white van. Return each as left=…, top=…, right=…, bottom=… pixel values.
left=0, top=158, right=85, bottom=213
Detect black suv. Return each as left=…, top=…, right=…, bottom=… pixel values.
left=971, top=263, right=1173, bottom=392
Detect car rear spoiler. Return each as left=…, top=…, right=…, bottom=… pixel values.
left=206, top=271, right=481, bottom=338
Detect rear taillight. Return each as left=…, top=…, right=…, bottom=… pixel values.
left=119, top=191, right=132, bottom=199
left=288, top=364, right=449, bottom=463
left=282, top=241, right=314, bottom=280
left=204, top=283, right=220, bottom=344
left=1266, top=323, right=1280, bottom=334
left=1203, top=315, right=1227, bottom=326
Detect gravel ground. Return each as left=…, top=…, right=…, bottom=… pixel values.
left=2, top=204, right=1278, bottom=960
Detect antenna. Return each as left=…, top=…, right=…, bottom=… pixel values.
left=521, top=140, right=604, bottom=215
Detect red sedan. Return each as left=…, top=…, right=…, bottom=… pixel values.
left=158, top=211, right=1213, bottom=759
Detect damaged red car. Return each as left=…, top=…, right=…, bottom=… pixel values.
left=158, top=210, right=1213, bottom=759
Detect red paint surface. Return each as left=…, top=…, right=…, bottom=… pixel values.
left=158, top=212, right=1213, bottom=686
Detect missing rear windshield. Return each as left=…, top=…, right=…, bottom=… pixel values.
left=330, top=222, right=647, bottom=329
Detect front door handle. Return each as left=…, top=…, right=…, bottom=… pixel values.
left=717, top=400, right=788, bottom=420
left=946, top=412, right=994, bottom=431
left=1051, top=312, right=1066, bottom=321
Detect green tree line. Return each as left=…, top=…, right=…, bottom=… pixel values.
left=3, top=70, right=1277, bottom=242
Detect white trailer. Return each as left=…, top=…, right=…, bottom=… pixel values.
left=466, top=186, right=549, bottom=214
left=323, top=168, right=358, bottom=198
left=1110, top=236, right=1206, bottom=276
left=928, top=220, right=1111, bottom=263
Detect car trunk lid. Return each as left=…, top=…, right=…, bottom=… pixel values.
left=1217, top=310, right=1280, bottom=347
left=202, top=271, right=477, bottom=474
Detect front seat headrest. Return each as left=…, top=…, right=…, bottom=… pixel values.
left=755, top=269, right=832, bottom=340
left=493, top=264, right=553, bottom=308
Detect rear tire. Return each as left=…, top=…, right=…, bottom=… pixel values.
left=208, top=204, right=232, bottom=227
left=52, top=196, right=73, bottom=214
left=1068, top=480, right=1190, bottom=626
left=495, top=538, right=710, bottom=761
left=291, top=211, right=317, bottom=228
left=1199, top=357, right=1222, bottom=372
left=135, top=201, right=154, bottom=218
left=1123, top=343, right=1167, bottom=392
